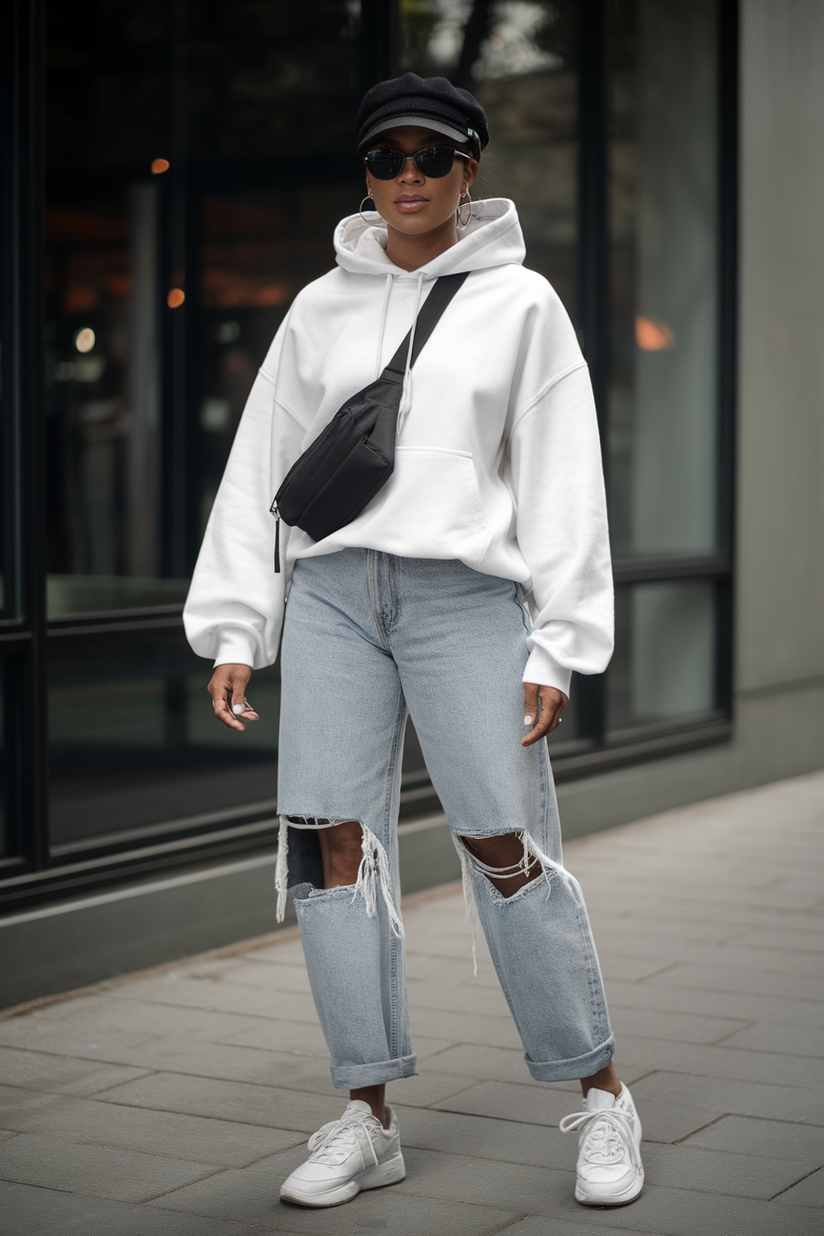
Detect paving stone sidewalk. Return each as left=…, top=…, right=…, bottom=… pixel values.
left=2, top=770, right=824, bottom=1235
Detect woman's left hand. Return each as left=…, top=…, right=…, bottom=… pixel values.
left=521, top=683, right=568, bottom=746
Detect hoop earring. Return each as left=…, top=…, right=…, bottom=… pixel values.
left=457, top=190, right=472, bottom=228
left=360, top=195, right=375, bottom=225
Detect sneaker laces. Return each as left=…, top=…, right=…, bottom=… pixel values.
left=559, top=1106, right=640, bottom=1168
left=306, top=1109, right=381, bottom=1168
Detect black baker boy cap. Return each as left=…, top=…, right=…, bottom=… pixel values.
left=356, top=72, right=489, bottom=158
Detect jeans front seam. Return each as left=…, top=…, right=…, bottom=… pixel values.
left=572, top=884, right=611, bottom=1039
left=366, top=549, right=391, bottom=650
left=387, top=551, right=402, bottom=638
left=383, top=681, right=409, bottom=1064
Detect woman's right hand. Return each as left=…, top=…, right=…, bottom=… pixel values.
left=208, top=663, right=259, bottom=731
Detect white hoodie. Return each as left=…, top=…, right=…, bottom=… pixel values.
left=183, top=199, right=613, bottom=696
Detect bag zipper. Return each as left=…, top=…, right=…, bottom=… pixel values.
left=269, top=498, right=281, bottom=573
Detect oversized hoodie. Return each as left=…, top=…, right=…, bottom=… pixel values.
left=183, top=199, right=613, bottom=696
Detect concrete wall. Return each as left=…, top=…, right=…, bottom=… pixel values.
left=737, top=0, right=824, bottom=704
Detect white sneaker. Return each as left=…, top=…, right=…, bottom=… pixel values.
left=560, top=1083, right=644, bottom=1206
left=279, top=1099, right=405, bottom=1207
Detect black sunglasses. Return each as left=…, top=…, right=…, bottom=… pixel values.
left=363, top=146, right=470, bottom=180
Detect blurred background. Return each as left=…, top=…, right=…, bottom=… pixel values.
left=2, top=1, right=823, bottom=1000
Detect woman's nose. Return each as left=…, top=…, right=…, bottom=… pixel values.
left=398, top=156, right=423, bottom=183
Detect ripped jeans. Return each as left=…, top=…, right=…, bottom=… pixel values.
left=276, top=550, right=615, bottom=1090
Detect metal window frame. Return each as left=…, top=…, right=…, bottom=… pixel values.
left=557, top=0, right=738, bottom=776
left=2, top=0, right=49, bottom=887
left=0, top=0, right=738, bottom=912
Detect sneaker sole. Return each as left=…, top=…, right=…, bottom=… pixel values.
left=280, top=1152, right=406, bottom=1208
left=575, top=1167, right=644, bottom=1207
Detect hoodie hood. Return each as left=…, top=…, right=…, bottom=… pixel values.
left=334, top=197, right=526, bottom=279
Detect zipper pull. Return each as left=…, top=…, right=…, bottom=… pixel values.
left=270, top=500, right=281, bottom=573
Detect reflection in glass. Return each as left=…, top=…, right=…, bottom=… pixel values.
left=400, top=0, right=580, bottom=315
left=609, top=580, right=718, bottom=734
left=45, top=190, right=172, bottom=614
left=45, top=0, right=174, bottom=615
left=48, top=628, right=432, bottom=852
left=0, top=658, right=7, bottom=857
left=608, top=0, right=720, bottom=559
left=43, top=2, right=370, bottom=848
left=0, top=347, right=7, bottom=618
left=194, top=183, right=359, bottom=543
left=44, top=2, right=363, bottom=615
left=1, top=104, right=14, bottom=620
left=46, top=576, right=188, bottom=617
left=48, top=628, right=281, bottom=852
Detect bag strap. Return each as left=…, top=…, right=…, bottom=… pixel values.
left=383, top=271, right=470, bottom=379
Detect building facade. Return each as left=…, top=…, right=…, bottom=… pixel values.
left=2, top=0, right=823, bottom=1002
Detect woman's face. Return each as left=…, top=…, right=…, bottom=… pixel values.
left=364, top=126, right=478, bottom=239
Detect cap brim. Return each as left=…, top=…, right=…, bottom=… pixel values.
left=359, top=115, right=470, bottom=150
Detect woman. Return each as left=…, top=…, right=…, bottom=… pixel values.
left=184, top=73, right=644, bottom=1210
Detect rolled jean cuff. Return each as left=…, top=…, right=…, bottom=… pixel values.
left=330, top=1052, right=418, bottom=1091
left=524, top=1034, right=615, bottom=1083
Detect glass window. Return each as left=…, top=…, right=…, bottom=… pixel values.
left=609, top=579, right=720, bottom=734
left=607, top=0, right=721, bottom=561
left=0, top=651, right=24, bottom=864
left=47, top=627, right=429, bottom=853
left=0, top=0, right=742, bottom=920
left=1, top=324, right=9, bottom=625
left=0, top=409, right=11, bottom=622
left=603, top=0, right=726, bottom=747
left=43, top=2, right=368, bottom=854
left=1, top=60, right=14, bottom=624
left=44, top=2, right=179, bottom=616
left=44, top=1, right=364, bottom=615
left=400, top=0, right=580, bottom=315
left=0, top=658, right=8, bottom=857
left=48, top=627, right=281, bottom=854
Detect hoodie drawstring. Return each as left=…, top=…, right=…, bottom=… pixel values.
left=397, top=271, right=424, bottom=433
left=374, top=273, right=393, bottom=379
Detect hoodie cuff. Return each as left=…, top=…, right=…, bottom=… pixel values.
left=213, top=629, right=258, bottom=669
left=522, top=647, right=572, bottom=699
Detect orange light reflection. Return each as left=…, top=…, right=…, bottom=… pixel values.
left=635, top=316, right=674, bottom=351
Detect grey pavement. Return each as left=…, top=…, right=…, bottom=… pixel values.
left=1, top=770, right=823, bottom=1235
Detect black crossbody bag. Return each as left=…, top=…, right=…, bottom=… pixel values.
left=269, top=271, right=469, bottom=571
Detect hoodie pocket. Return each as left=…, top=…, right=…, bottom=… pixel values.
left=385, top=446, right=491, bottom=560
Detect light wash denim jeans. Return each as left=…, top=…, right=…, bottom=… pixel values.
left=276, top=549, right=614, bottom=1090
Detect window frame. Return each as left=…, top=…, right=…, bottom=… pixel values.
left=551, top=0, right=738, bottom=783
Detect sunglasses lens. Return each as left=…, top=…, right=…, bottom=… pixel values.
left=415, top=148, right=455, bottom=177
left=364, top=147, right=460, bottom=179
left=364, top=150, right=403, bottom=179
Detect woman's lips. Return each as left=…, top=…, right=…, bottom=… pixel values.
left=395, top=196, right=429, bottom=213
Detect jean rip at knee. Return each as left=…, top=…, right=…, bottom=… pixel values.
left=276, top=815, right=403, bottom=937
left=452, top=828, right=565, bottom=973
